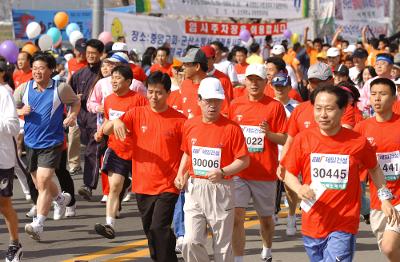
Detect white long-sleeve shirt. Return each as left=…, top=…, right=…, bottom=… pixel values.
left=0, top=85, right=19, bottom=169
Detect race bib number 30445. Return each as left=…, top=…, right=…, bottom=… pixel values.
left=310, top=153, right=350, bottom=190
left=376, top=151, right=400, bottom=181
left=192, top=146, right=221, bottom=176
left=240, top=125, right=264, bottom=153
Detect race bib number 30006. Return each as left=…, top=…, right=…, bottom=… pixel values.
left=310, top=153, right=350, bottom=190
left=376, top=151, right=400, bottom=181
left=240, top=125, right=264, bottom=153
left=192, top=146, right=221, bottom=176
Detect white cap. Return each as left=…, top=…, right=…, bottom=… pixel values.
left=198, top=77, right=225, bottom=100
left=343, top=44, right=356, bottom=53
left=64, top=53, right=74, bottom=62
left=271, top=44, right=285, bottom=55
left=327, top=47, right=340, bottom=57
left=106, top=52, right=129, bottom=63
left=112, top=42, right=128, bottom=52
left=245, top=64, right=267, bottom=80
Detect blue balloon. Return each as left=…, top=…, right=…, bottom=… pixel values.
left=47, top=27, right=61, bottom=44
left=66, top=23, right=80, bottom=37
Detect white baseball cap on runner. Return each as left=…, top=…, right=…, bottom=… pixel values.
left=198, top=77, right=225, bottom=100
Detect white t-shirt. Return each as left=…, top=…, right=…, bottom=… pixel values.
left=286, top=65, right=298, bottom=90
left=214, top=60, right=239, bottom=83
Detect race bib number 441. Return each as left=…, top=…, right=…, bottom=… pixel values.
left=376, top=151, right=400, bottom=181
left=192, top=146, right=221, bottom=176
left=310, top=153, right=350, bottom=190
left=240, top=125, right=264, bottom=153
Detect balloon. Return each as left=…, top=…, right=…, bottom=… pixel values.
left=283, top=29, right=292, bottom=39
left=291, top=33, right=299, bottom=44
left=47, top=27, right=61, bottom=45
left=21, top=43, right=39, bottom=55
left=98, top=31, right=113, bottom=45
left=38, top=34, right=53, bottom=50
left=66, top=23, right=80, bottom=37
left=239, top=29, right=251, bottom=42
left=69, top=30, right=84, bottom=47
left=0, top=40, right=19, bottom=63
left=54, top=11, right=69, bottom=29
left=26, top=22, right=41, bottom=39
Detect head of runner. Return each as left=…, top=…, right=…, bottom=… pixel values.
left=375, top=53, right=394, bottom=78
left=31, top=51, right=56, bottom=88
left=370, top=77, right=397, bottom=121
left=85, top=39, right=104, bottom=66
left=181, top=47, right=208, bottom=83
left=245, top=63, right=267, bottom=101
left=307, top=62, right=334, bottom=92
left=197, top=77, right=225, bottom=123
left=271, top=71, right=292, bottom=104
left=201, top=45, right=216, bottom=73
left=17, top=51, right=32, bottom=71
left=147, top=71, right=171, bottom=113
left=310, top=85, right=349, bottom=136
left=106, top=52, right=129, bottom=72
left=155, top=46, right=170, bottom=67
left=111, top=65, right=133, bottom=96
left=265, top=57, right=286, bottom=82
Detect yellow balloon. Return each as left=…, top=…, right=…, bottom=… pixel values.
left=291, top=33, right=299, bottom=44
left=22, top=43, right=39, bottom=56
left=54, top=12, right=69, bottom=29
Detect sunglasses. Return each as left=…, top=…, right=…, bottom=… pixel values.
left=272, top=76, right=289, bottom=87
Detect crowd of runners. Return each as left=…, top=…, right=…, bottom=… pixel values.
left=0, top=25, right=400, bottom=262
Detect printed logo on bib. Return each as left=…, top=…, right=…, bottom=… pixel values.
left=376, top=151, right=400, bottom=181
left=192, top=146, right=221, bottom=176
left=240, top=125, right=264, bottom=153
left=310, top=153, right=349, bottom=190
left=109, top=109, right=125, bottom=121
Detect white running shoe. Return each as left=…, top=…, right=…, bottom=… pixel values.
left=122, top=192, right=132, bottom=202
left=260, top=248, right=272, bottom=261
left=100, top=195, right=108, bottom=203
left=272, top=214, right=278, bottom=225
left=286, top=215, right=297, bottom=236
left=25, top=193, right=31, bottom=201
left=65, top=204, right=76, bottom=217
left=175, top=236, right=184, bottom=254
left=25, top=219, right=43, bottom=241
left=53, top=192, right=72, bottom=220
left=26, top=205, right=37, bottom=218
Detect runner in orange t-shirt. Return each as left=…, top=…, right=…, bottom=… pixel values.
left=233, top=46, right=249, bottom=99
left=129, top=63, right=147, bottom=82
left=104, top=71, right=186, bottom=261
left=67, top=38, right=88, bottom=83
left=13, top=51, right=32, bottom=88
left=281, top=85, right=397, bottom=261
left=175, top=77, right=249, bottom=262
left=149, top=46, right=173, bottom=76
left=93, top=65, right=147, bottom=239
left=354, top=78, right=400, bottom=259
left=228, top=64, right=287, bottom=261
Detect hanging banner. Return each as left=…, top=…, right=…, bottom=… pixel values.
left=12, top=9, right=92, bottom=40
left=334, top=20, right=388, bottom=43
left=104, top=11, right=311, bottom=57
left=135, top=0, right=306, bottom=19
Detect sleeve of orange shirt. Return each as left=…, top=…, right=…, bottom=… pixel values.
left=287, top=107, right=300, bottom=137
left=229, top=123, right=249, bottom=160
left=356, top=137, right=378, bottom=170
left=281, top=133, right=304, bottom=176
left=270, top=103, right=287, bottom=134
left=341, top=104, right=356, bottom=127
left=120, top=107, right=138, bottom=135
left=220, top=77, right=234, bottom=102
left=180, top=121, right=190, bottom=155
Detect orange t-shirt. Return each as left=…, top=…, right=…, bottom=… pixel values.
left=283, top=49, right=296, bottom=68
left=287, top=101, right=356, bottom=137
left=121, top=105, right=186, bottom=195
left=167, top=90, right=183, bottom=112
left=13, top=70, right=32, bottom=88
left=150, top=63, right=173, bottom=76
left=393, top=100, right=400, bottom=114
left=264, top=82, right=303, bottom=102
left=213, top=69, right=234, bottom=102
left=129, top=63, right=147, bottom=82
left=68, top=58, right=88, bottom=76
left=180, top=79, right=229, bottom=118
left=281, top=127, right=377, bottom=238
left=229, top=95, right=287, bottom=181
left=306, top=48, right=319, bottom=65
left=104, top=91, right=148, bottom=160
left=354, top=114, right=400, bottom=210
left=234, top=62, right=249, bottom=85
left=181, top=115, right=248, bottom=179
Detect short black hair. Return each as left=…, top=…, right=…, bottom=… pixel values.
left=111, top=65, right=133, bottom=81
left=86, top=39, right=104, bottom=53
left=341, top=40, right=349, bottom=46
left=249, top=42, right=260, bottom=53
left=337, top=81, right=360, bottom=105
left=235, top=46, right=248, bottom=56
left=146, top=70, right=171, bottom=92
left=31, top=51, right=56, bottom=70
left=156, top=46, right=170, bottom=56
left=210, top=41, right=224, bottom=51
left=370, top=77, right=396, bottom=96
left=310, top=85, right=349, bottom=109
left=265, top=35, right=272, bottom=43
left=313, top=38, right=323, bottom=45
left=266, top=57, right=286, bottom=71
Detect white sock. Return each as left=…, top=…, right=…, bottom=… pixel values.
left=106, top=216, right=115, bottom=228
left=54, top=193, right=65, bottom=205
left=263, top=246, right=272, bottom=257
left=234, top=256, right=244, bottom=262
left=36, top=215, right=46, bottom=225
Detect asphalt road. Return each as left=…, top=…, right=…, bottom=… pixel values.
left=0, top=172, right=387, bottom=262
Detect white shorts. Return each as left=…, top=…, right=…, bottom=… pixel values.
left=233, top=176, right=276, bottom=217
left=370, top=205, right=400, bottom=248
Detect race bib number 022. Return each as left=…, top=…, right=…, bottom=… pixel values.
left=310, top=153, right=350, bottom=190
left=240, top=125, right=264, bottom=153
left=376, top=151, right=400, bottom=181
left=192, top=146, right=221, bottom=176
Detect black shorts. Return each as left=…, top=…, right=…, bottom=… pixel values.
left=0, top=168, right=14, bottom=197
left=25, top=144, right=63, bottom=173
left=102, top=148, right=131, bottom=178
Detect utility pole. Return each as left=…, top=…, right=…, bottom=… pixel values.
left=92, top=0, right=104, bottom=39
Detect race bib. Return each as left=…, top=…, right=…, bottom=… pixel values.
left=237, top=74, right=246, bottom=84
left=241, top=125, right=265, bottom=153
left=192, top=146, right=221, bottom=176
left=109, top=109, right=125, bottom=121
left=376, top=151, right=400, bottom=181
left=310, top=153, right=350, bottom=190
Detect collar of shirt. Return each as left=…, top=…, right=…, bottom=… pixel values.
left=32, top=79, right=55, bottom=90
